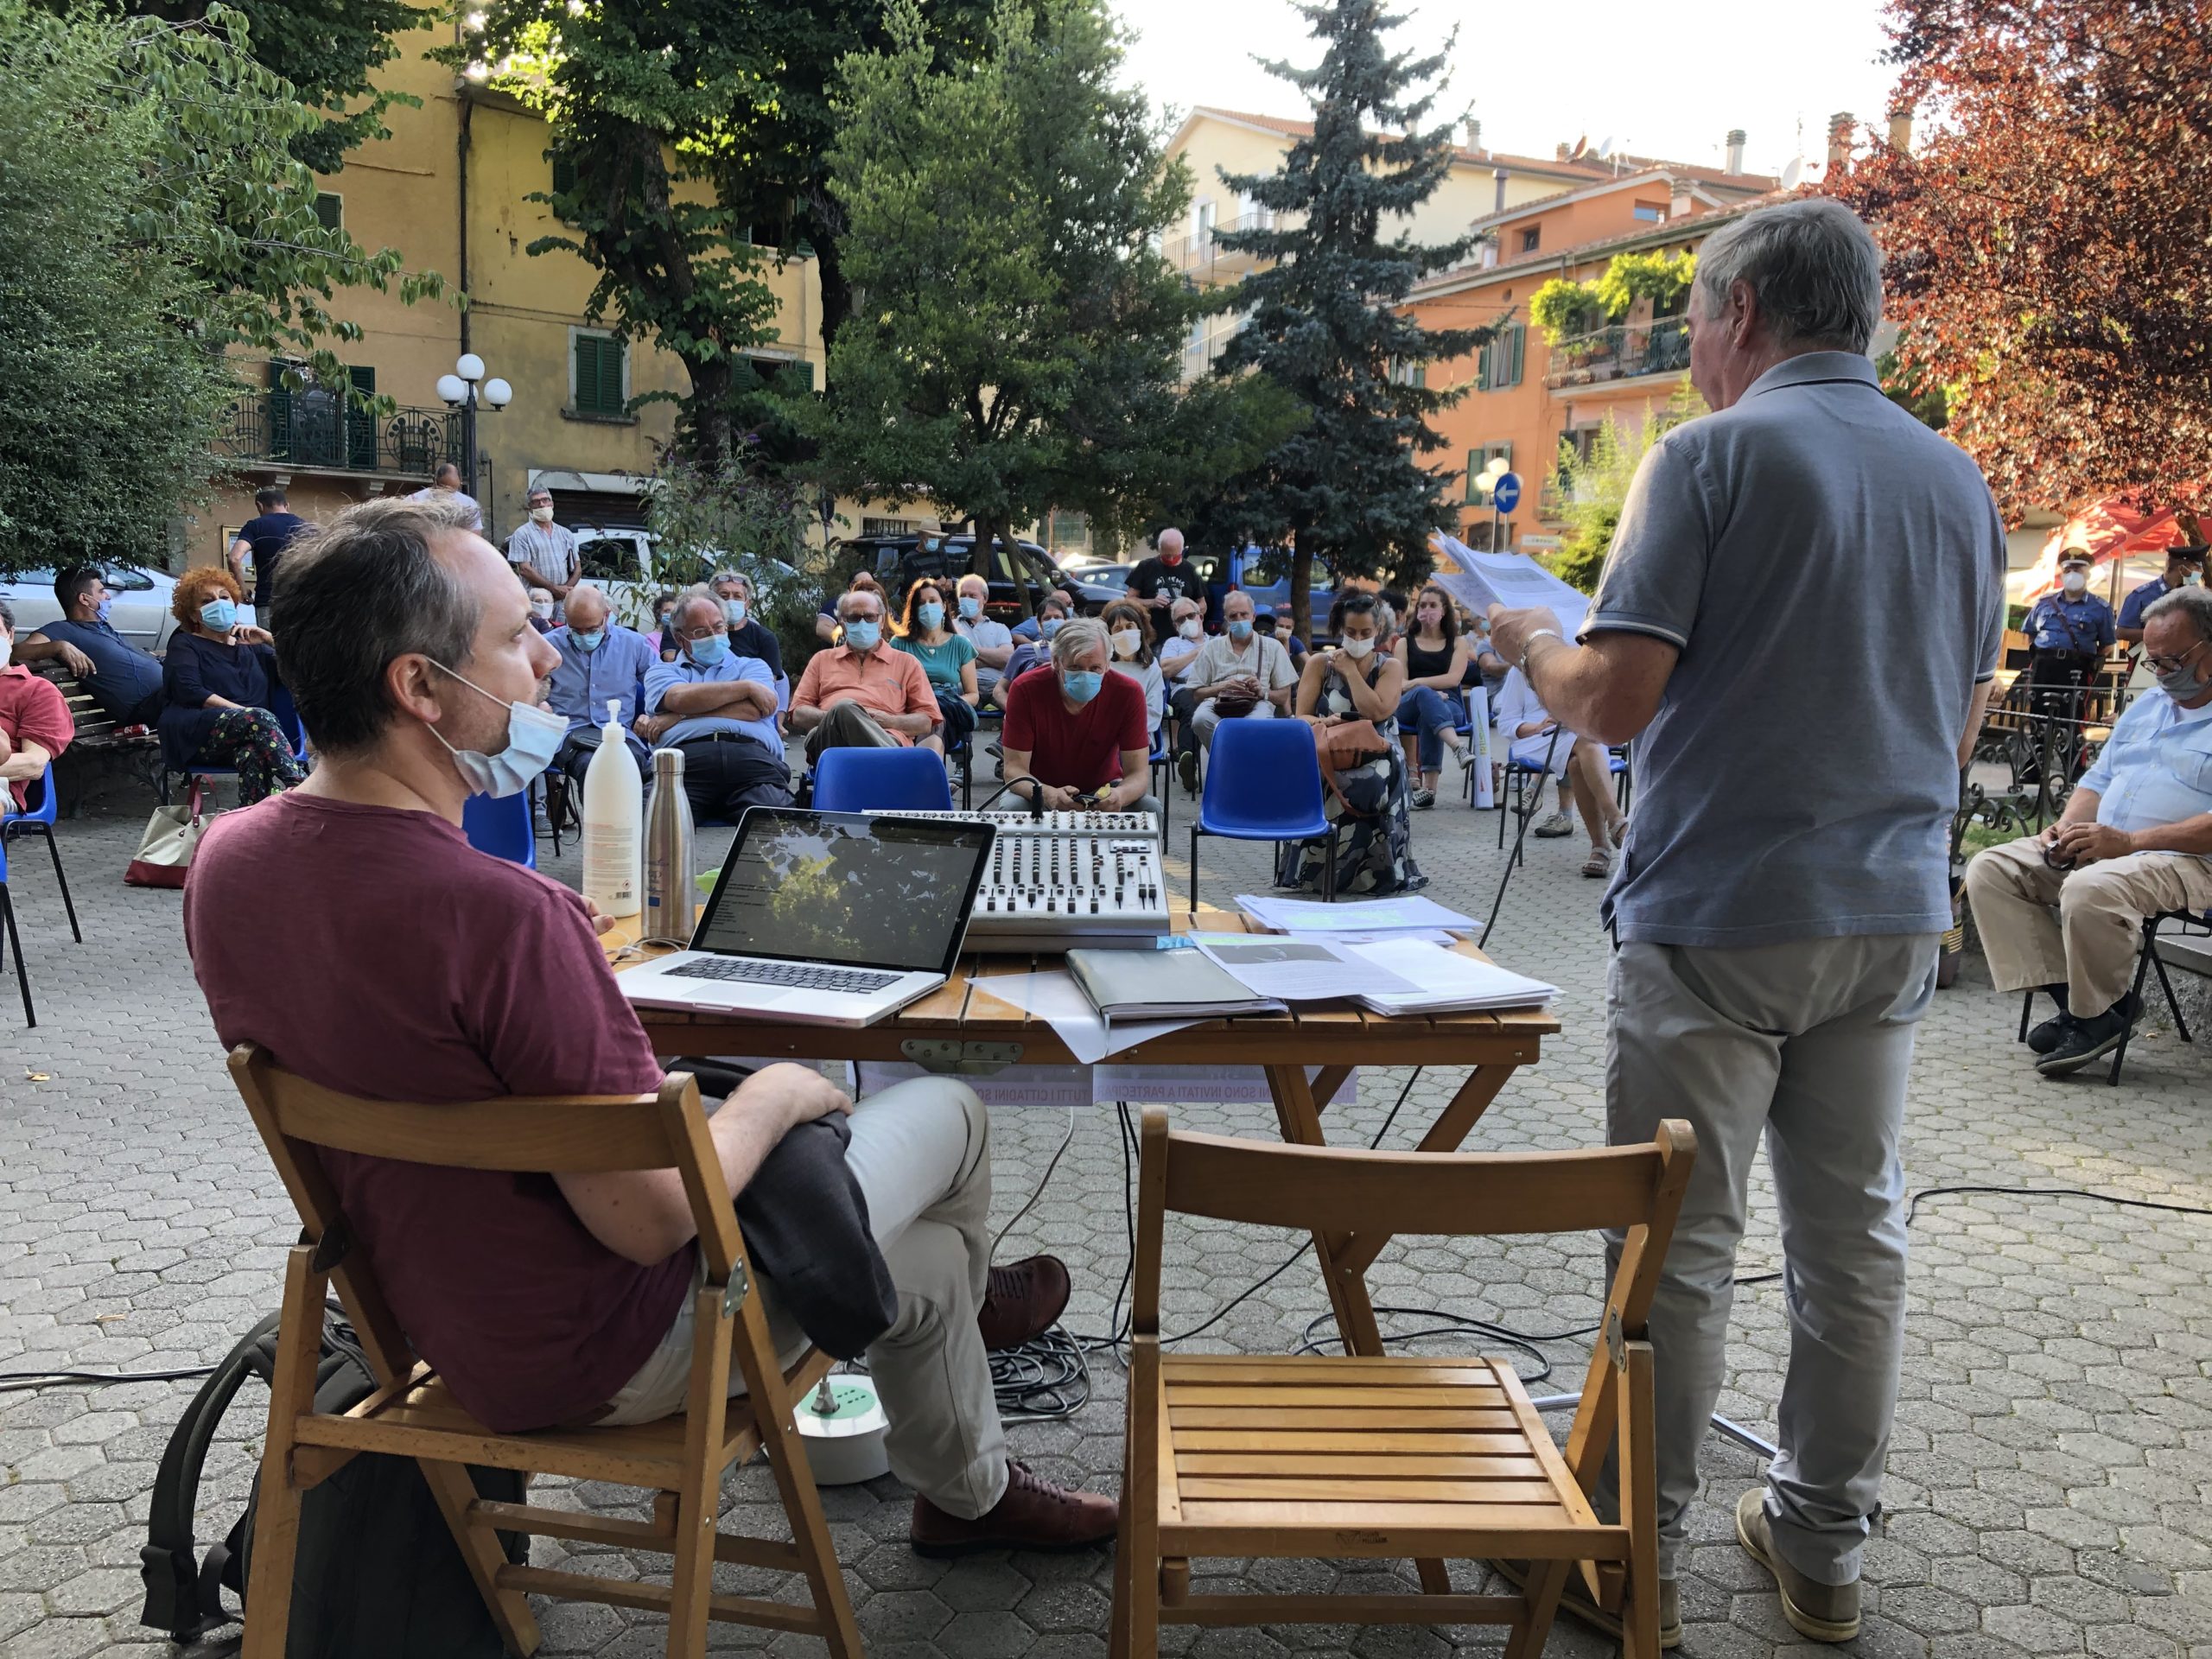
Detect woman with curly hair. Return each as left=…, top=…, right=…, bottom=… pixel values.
left=890, top=576, right=977, bottom=756
left=160, top=566, right=305, bottom=804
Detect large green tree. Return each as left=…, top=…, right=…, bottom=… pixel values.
left=1199, top=0, right=1489, bottom=627
left=805, top=0, right=1295, bottom=563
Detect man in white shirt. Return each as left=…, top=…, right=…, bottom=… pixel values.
left=1176, top=589, right=1296, bottom=791
left=406, top=461, right=483, bottom=532
left=952, top=573, right=1013, bottom=698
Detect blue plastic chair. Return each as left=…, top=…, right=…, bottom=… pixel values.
left=812, top=746, right=956, bottom=813
left=1495, top=753, right=1558, bottom=865
left=2, top=765, right=79, bottom=950
left=1147, top=717, right=1173, bottom=839
left=462, top=790, right=538, bottom=868
left=1188, top=719, right=1337, bottom=910
left=0, top=834, right=31, bottom=1026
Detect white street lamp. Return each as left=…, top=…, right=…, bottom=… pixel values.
left=435, top=353, right=508, bottom=501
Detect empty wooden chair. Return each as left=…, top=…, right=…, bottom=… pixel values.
left=226, top=1043, right=861, bottom=1659
left=1112, top=1109, right=1694, bottom=1659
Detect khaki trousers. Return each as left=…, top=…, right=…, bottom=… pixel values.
left=1963, top=836, right=2212, bottom=1016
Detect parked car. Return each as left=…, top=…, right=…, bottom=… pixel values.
left=834, top=533, right=1122, bottom=622
left=569, top=527, right=797, bottom=631
left=2, top=563, right=180, bottom=654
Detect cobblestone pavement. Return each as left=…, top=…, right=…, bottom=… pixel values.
left=3, top=777, right=2209, bottom=1659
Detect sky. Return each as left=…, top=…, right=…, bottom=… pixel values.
left=1109, top=0, right=1904, bottom=181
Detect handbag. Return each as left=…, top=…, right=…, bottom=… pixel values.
left=126, top=781, right=211, bottom=889
left=1312, top=715, right=1391, bottom=769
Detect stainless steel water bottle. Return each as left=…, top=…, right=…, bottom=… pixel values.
left=642, top=747, right=696, bottom=946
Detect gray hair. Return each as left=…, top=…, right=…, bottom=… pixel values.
left=2144, top=587, right=2212, bottom=641
left=837, top=586, right=887, bottom=622
left=1050, top=615, right=1109, bottom=668
left=1169, top=594, right=1201, bottom=618
left=709, top=569, right=750, bottom=597
left=270, top=497, right=482, bottom=755
left=0, top=596, right=13, bottom=634
left=1694, top=197, right=1884, bottom=355
left=672, top=590, right=723, bottom=628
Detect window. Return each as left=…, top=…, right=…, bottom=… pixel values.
left=1465, top=442, right=1513, bottom=503
left=1389, top=360, right=1427, bottom=389
left=1193, top=200, right=1216, bottom=251
left=570, top=330, right=627, bottom=418
left=1044, top=510, right=1090, bottom=554
left=550, top=152, right=576, bottom=195
left=1518, top=226, right=1541, bottom=254
left=1632, top=201, right=1665, bottom=222
left=1477, top=322, right=1526, bottom=391
left=741, top=353, right=816, bottom=393
left=312, top=192, right=342, bottom=232
left=861, top=517, right=919, bottom=537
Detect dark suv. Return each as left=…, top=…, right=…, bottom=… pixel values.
left=835, top=533, right=1122, bottom=622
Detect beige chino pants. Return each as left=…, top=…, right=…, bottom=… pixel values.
left=1964, top=836, right=2212, bottom=1016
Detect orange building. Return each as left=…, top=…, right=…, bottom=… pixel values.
left=1406, top=164, right=1777, bottom=549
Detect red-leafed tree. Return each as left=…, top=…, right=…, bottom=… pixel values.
left=1831, top=0, right=2212, bottom=523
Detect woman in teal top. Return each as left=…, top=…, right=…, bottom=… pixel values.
left=893, top=578, right=980, bottom=750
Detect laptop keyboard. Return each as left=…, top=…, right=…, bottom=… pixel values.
left=665, top=957, right=902, bottom=994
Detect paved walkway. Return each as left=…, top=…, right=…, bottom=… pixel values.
left=1, top=781, right=2208, bottom=1658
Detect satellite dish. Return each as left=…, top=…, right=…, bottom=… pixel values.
left=1594, top=135, right=1615, bottom=160
left=1780, top=156, right=1805, bottom=191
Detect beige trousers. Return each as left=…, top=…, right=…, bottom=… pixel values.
left=1964, top=836, right=2212, bottom=1015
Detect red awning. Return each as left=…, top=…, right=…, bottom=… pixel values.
left=2022, top=499, right=2187, bottom=601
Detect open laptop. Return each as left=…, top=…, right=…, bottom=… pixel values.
left=619, top=808, right=996, bottom=1027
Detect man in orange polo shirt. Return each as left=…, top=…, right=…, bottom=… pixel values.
left=790, top=584, right=941, bottom=763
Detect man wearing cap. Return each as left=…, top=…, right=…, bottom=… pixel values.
left=2117, top=543, right=2207, bottom=646
left=2021, top=551, right=2116, bottom=781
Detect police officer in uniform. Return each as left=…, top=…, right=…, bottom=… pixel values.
left=2117, top=542, right=2207, bottom=646
left=2021, top=551, right=2116, bottom=782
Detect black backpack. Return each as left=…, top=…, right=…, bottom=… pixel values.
left=139, top=1304, right=528, bottom=1656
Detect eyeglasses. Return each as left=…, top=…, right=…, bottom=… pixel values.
left=2145, top=639, right=2207, bottom=674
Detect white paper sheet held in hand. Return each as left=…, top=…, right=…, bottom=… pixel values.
left=1430, top=531, right=1588, bottom=639
left=1190, top=932, right=1421, bottom=1002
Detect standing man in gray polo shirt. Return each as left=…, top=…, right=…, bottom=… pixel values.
left=1490, top=198, right=2005, bottom=1647
left=506, top=486, right=582, bottom=620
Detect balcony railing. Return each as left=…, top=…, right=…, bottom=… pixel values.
left=213, top=390, right=461, bottom=477
left=1541, top=315, right=1691, bottom=391
left=1163, top=210, right=1288, bottom=281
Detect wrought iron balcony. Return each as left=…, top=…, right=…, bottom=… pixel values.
left=1541, top=315, right=1692, bottom=390
left=213, top=390, right=461, bottom=477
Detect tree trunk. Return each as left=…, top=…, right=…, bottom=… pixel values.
left=1288, top=538, right=1314, bottom=644
left=803, top=186, right=854, bottom=353
left=684, top=354, right=736, bottom=471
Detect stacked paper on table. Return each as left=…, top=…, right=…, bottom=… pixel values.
left=1189, top=932, right=1424, bottom=1003
left=1235, top=893, right=1477, bottom=936
left=1065, top=948, right=1286, bottom=1021
left=1343, top=937, right=1556, bottom=1014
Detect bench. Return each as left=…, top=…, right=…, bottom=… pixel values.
left=28, top=665, right=162, bottom=817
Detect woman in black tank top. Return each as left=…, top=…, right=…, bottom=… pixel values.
left=1393, top=585, right=1472, bottom=806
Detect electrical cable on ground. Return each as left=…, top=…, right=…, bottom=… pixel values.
left=1478, top=722, right=1567, bottom=950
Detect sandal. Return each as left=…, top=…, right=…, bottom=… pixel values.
left=1582, top=848, right=1614, bottom=879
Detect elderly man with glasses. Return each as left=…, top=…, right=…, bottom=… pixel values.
left=639, top=590, right=793, bottom=820
left=789, top=584, right=940, bottom=762
left=1968, top=585, right=2212, bottom=1076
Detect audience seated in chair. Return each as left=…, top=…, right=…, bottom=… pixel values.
left=1001, top=617, right=1160, bottom=817
left=791, top=586, right=943, bottom=764
left=159, top=567, right=305, bottom=805
left=0, top=599, right=73, bottom=811
left=1102, top=601, right=1165, bottom=732
left=11, top=566, right=165, bottom=728
left=541, top=582, right=657, bottom=814
left=1173, top=590, right=1297, bottom=795
left=1965, top=588, right=2212, bottom=1077
left=954, top=573, right=1014, bottom=701
left=641, top=591, right=794, bottom=822
left=1493, top=664, right=1626, bottom=878
left=989, top=596, right=1071, bottom=712
left=1393, top=584, right=1471, bottom=809
left=180, top=496, right=1117, bottom=1554
left=891, top=578, right=981, bottom=756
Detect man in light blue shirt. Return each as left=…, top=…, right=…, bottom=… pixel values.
left=640, top=593, right=791, bottom=823
left=543, top=586, right=656, bottom=808
left=1967, top=587, right=2212, bottom=1075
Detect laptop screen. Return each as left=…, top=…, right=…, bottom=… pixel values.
left=691, top=810, right=995, bottom=976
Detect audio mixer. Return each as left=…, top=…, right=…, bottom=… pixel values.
left=891, top=810, right=1171, bottom=950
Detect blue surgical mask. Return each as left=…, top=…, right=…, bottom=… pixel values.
left=427, top=662, right=567, bottom=798
left=722, top=598, right=747, bottom=627
left=1040, top=616, right=1065, bottom=639
left=570, top=628, right=604, bottom=652
left=917, top=601, right=944, bottom=631
left=957, top=594, right=981, bottom=620
left=95, top=597, right=112, bottom=624
left=1061, top=669, right=1104, bottom=704
left=844, top=620, right=881, bottom=652
left=200, top=598, right=238, bottom=632
left=687, top=632, right=728, bottom=667
left=1226, top=618, right=1253, bottom=641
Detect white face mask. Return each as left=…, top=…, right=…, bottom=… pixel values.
left=1341, top=634, right=1376, bottom=659
left=529, top=504, right=554, bottom=524
left=1176, top=617, right=1201, bottom=639
left=2062, top=570, right=2088, bottom=594
left=531, top=599, right=555, bottom=620
left=1111, top=628, right=1141, bottom=658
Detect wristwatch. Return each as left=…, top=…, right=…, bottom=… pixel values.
left=1518, top=628, right=1563, bottom=672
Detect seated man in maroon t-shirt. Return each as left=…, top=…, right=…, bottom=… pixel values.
left=999, top=615, right=1160, bottom=817
left=181, top=497, right=1115, bottom=1555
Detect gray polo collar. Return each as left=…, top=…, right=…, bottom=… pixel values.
left=1745, top=351, right=1881, bottom=398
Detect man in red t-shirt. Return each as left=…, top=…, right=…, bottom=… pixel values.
left=1000, top=616, right=1158, bottom=815
left=0, top=599, right=73, bottom=811
left=182, top=497, right=1114, bottom=1554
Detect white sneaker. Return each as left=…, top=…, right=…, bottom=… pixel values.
left=1532, top=810, right=1574, bottom=838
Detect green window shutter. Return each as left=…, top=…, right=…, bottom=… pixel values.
left=550, top=153, right=575, bottom=196
left=1506, top=324, right=1526, bottom=387
left=346, top=365, right=376, bottom=469
left=1476, top=342, right=1492, bottom=392
left=1465, top=450, right=1483, bottom=502
left=313, top=192, right=342, bottom=232
left=601, top=337, right=626, bottom=413
left=575, top=334, right=625, bottom=416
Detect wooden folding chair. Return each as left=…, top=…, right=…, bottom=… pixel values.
left=226, top=1043, right=861, bottom=1659
left=1112, top=1109, right=1695, bottom=1659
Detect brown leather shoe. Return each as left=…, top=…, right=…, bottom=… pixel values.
left=976, top=1254, right=1070, bottom=1351
left=1737, top=1490, right=1860, bottom=1642
left=910, top=1460, right=1118, bottom=1556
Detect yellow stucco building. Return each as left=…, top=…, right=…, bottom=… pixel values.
left=192, top=19, right=904, bottom=572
